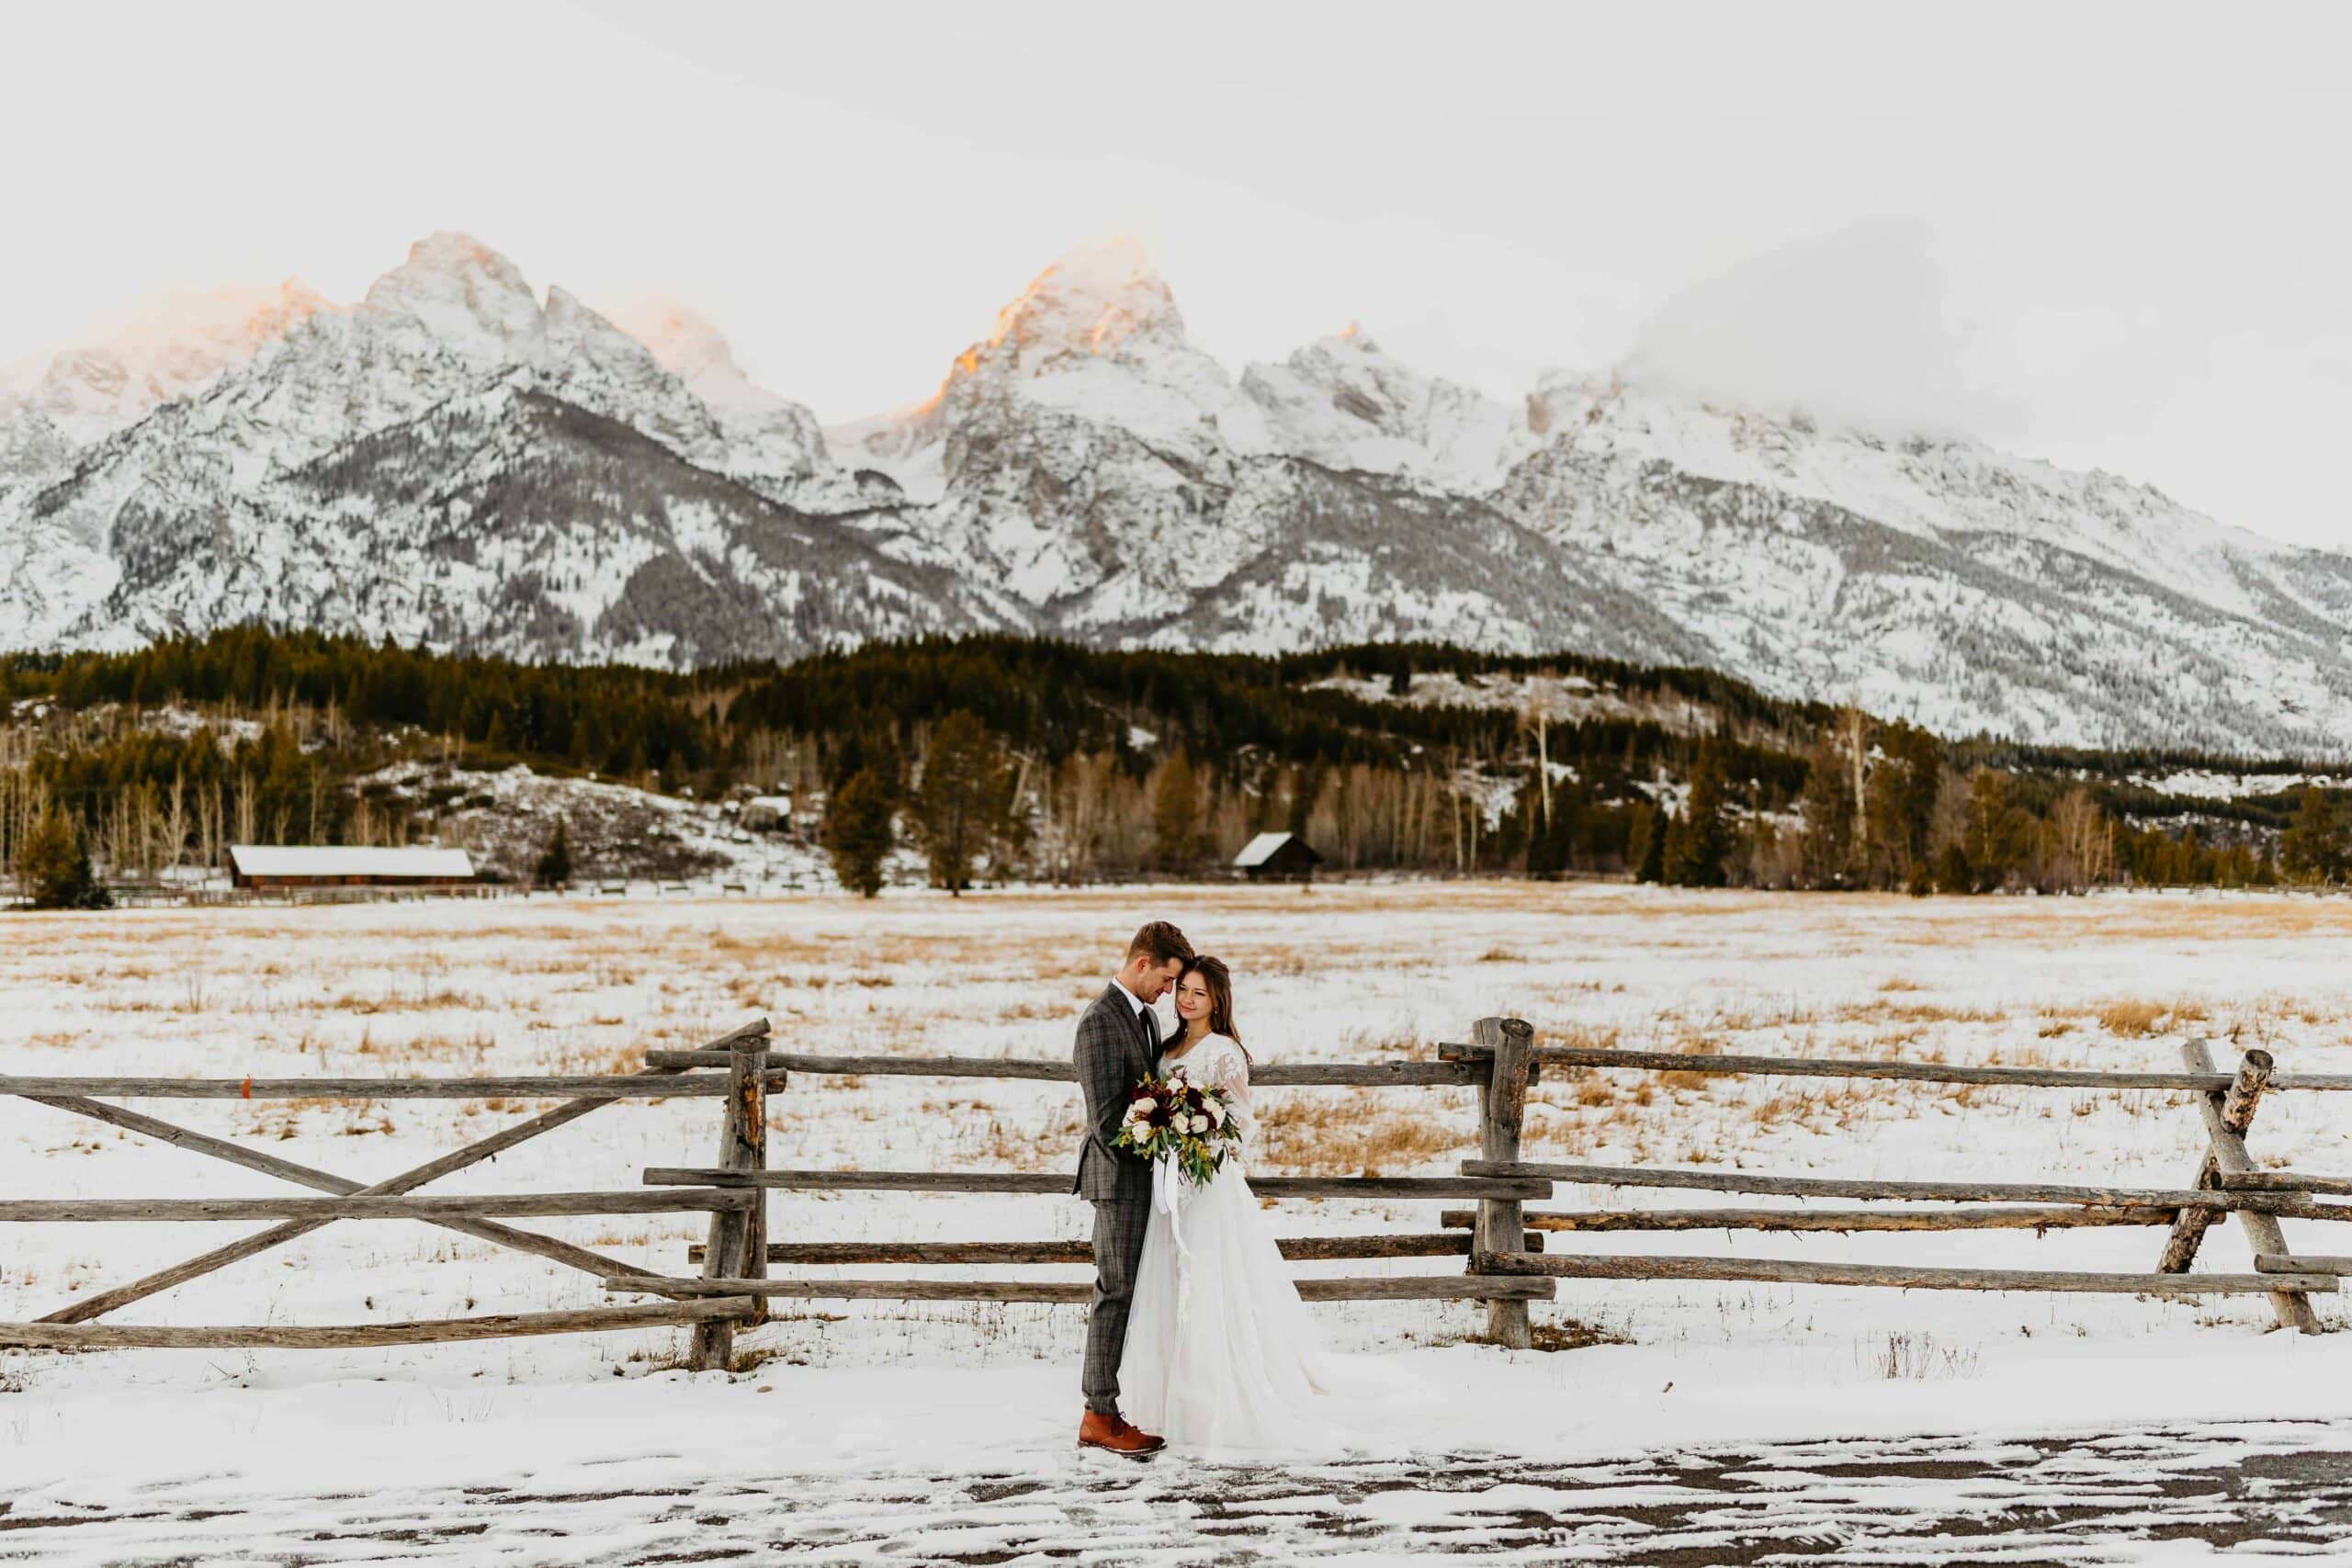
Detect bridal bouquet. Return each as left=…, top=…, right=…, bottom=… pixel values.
left=1114, top=1066, right=1240, bottom=1187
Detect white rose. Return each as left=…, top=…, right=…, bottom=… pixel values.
left=1133, top=1097, right=1156, bottom=1117
left=1200, top=1097, right=1223, bottom=1121
left=1192, top=1113, right=1211, bottom=1134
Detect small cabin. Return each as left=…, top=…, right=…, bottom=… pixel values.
left=1233, top=831, right=1324, bottom=883
left=739, top=795, right=795, bottom=833
left=227, top=845, right=477, bottom=890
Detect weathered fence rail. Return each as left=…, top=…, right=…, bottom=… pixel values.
left=643, top=1050, right=1481, bottom=1086
left=0, top=1020, right=776, bottom=1354
left=1475, top=1044, right=2352, bottom=1093
left=6, top=1013, right=2342, bottom=1368
left=1436, top=1035, right=2338, bottom=1336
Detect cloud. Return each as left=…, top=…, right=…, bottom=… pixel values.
left=1623, top=217, right=2018, bottom=443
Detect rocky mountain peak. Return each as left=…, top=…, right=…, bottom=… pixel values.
left=0, top=279, right=332, bottom=445
left=609, top=298, right=741, bottom=385
left=9, top=230, right=2352, bottom=757
left=362, top=231, right=545, bottom=355
left=956, top=234, right=1185, bottom=379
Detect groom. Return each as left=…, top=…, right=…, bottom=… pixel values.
left=1071, top=919, right=1193, bottom=1456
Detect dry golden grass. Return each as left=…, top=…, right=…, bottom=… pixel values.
left=1253, top=1090, right=1469, bottom=1175
left=1834, top=998, right=2002, bottom=1026
left=9, top=886, right=2346, bottom=1204
left=2097, top=998, right=2169, bottom=1037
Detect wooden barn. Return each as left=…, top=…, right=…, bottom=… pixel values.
left=1233, top=830, right=1324, bottom=883
left=227, top=845, right=478, bottom=891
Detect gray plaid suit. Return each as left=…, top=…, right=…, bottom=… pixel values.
left=1074, top=981, right=1157, bottom=1416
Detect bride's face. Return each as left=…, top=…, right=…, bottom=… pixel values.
left=1172, top=972, right=1212, bottom=1024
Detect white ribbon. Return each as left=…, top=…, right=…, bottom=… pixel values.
left=1152, top=1153, right=1192, bottom=1260
left=1152, top=1151, right=1194, bottom=1325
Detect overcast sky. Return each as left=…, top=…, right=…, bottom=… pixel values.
left=5, top=1, right=2346, bottom=551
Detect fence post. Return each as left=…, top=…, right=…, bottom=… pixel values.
left=1470, top=1015, right=1536, bottom=1348
left=2156, top=1040, right=2319, bottom=1334
left=688, top=1031, right=771, bottom=1370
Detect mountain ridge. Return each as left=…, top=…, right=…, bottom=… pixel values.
left=4, top=231, right=2347, bottom=757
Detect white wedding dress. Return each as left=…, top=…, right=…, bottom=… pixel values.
left=1118, top=1032, right=1337, bottom=1450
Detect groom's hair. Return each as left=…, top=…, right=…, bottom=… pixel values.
left=1126, top=920, right=1194, bottom=966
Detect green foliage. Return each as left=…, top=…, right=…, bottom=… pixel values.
left=912, top=712, right=1018, bottom=895
left=823, top=768, right=895, bottom=898
left=2, top=626, right=712, bottom=780
left=1152, top=750, right=1204, bottom=874
left=1865, top=721, right=1941, bottom=883
left=1957, top=768, right=2033, bottom=893
left=2280, top=787, right=2349, bottom=884
left=17, top=809, right=110, bottom=909
left=1662, top=739, right=1734, bottom=887
left=534, top=818, right=574, bottom=888
left=1629, top=802, right=1665, bottom=884
left=0, top=626, right=2325, bottom=895
left=1797, top=733, right=1855, bottom=886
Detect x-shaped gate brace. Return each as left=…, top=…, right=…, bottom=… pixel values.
left=2157, top=1038, right=2325, bottom=1334
left=13, top=1019, right=772, bottom=1328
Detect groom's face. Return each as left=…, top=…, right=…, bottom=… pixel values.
left=1135, top=956, right=1183, bottom=1002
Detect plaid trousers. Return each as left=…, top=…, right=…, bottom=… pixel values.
left=1082, top=1193, right=1151, bottom=1415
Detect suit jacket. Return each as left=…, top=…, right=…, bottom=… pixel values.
left=1072, top=982, right=1156, bottom=1203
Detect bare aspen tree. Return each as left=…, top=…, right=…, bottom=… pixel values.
left=1519, top=671, right=1575, bottom=835
left=2049, top=787, right=2112, bottom=892
left=1841, top=705, right=1870, bottom=871
left=164, top=772, right=187, bottom=874
left=199, top=777, right=224, bottom=871
left=1439, top=747, right=1458, bottom=869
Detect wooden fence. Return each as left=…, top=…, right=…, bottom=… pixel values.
left=4, top=1017, right=2346, bottom=1369
left=606, top=1021, right=2348, bottom=1349
left=0, top=1020, right=777, bottom=1361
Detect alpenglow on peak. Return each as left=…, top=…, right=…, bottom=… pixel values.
left=361, top=231, right=546, bottom=354
left=955, top=234, right=1186, bottom=378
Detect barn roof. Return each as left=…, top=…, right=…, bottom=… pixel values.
left=1233, top=830, right=1319, bottom=868
left=227, top=845, right=476, bottom=879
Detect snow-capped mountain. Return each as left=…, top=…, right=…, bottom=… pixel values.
left=0, top=234, right=943, bottom=660
left=5, top=231, right=2349, bottom=755
left=0, top=280, right=329, bottom=453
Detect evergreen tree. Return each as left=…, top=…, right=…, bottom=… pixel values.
left=533, top=817, right=573, bottom=888
left=1959, top=768, right=2029, bottom=892
left=1863, top=721, right=1940, bottom=886
left=17, top=809, right=111, bottom=910
left=912, top=711, right=1019, bottom=895
left=1629, top=802, right=1666, bottom=884
left=822, top=769, right=895, bottom=897
left=1662, top=739, right=1733, bottom=887
left=2281, top=787, right=2349, bottom=884
left=1152, top=750, right=1204, bottom=874
left=1796, top=733, right=1855, bottom=887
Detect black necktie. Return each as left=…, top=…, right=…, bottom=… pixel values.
left=1137, top=1002, right=1159, bottom=1055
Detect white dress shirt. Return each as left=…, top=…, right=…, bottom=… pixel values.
left=1112, top=976, right=1169, bottom=1045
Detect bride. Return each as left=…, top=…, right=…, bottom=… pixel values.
left=1118, top=954, right=1335, bottom=1449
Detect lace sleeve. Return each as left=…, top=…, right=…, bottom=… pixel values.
left=1211, top=1038, right=1255, bottom=1145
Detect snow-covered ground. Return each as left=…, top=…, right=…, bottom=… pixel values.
left=2129, top=768, right=2345, bottom=801
left=5, top=885, right=2352, bottom=1557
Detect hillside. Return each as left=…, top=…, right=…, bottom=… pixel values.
left=3, top=629, right=2340, bottom=897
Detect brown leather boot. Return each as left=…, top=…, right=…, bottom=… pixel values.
left=1079, top=1410, right=1166, bottom=1457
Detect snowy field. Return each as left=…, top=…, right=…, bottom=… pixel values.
left=6, top=883, right=2352, bottom=1562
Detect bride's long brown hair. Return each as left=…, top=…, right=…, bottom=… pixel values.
left=1178, top=955, right=1250, bottom=1064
